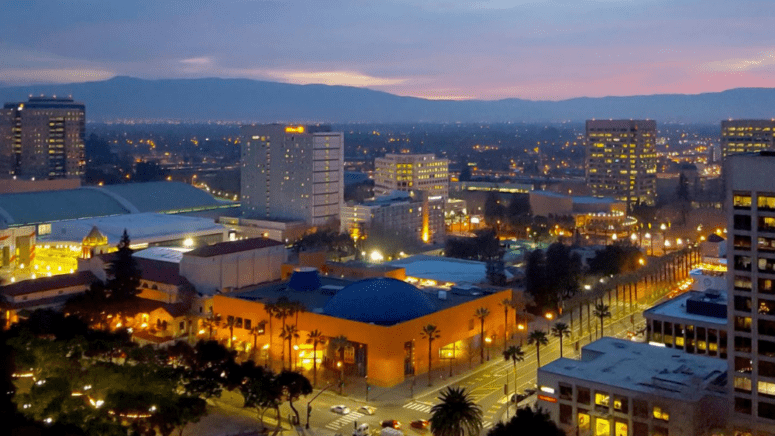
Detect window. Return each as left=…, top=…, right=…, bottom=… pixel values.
left=735, top=193, right=752, bottom=209
left=758, top=381, right=775, bottom=398
left=179, top=321, right=185, bottom=330
left=653, top=426, right=669, bottom=436
left=633, top=399, right=648, bottom=418
left=653, top=406, right=670, bottom=421
left=613, top=395, right=628, bottom=414
left=577, top=387, right=591, bottom=405
left=735, top=235, right=752, bottom=250
left=759, top=194, right=775, bottom=211
left=615, top=421, right=627, bottom=436
left=735, top=296, right=752, bottom=312
left=760, top=342, right=775, bottom=359
left=735, top=215, right=752, bottom=231
left=578, top=410, right=590, bottom=430
left=594, top=391, right=610, bottom=408
left=735, top=256, right=752, bottom=271
left=735, top=276, right=752, bottom=291
left=244, top=319, right=252, bottom=330
left=735, top=397, right=752, bottom=415
left=736, top=357, right=753, bottom=373
left=759, top=401, right=775, bottom=420
left=760, top=237, right=775, bottom=252
left=559, top=383, right=572, bottom=401
left=735, top=336, right=752, bottom=353
left=235, top=317, right=243, bottom=328
left=760, top=319, right=775, bottom=336
left=735, top=376, right=752, bottom=392
left=633, top=422, right=648, bottom=436
left=761, top=217, right=775, bottom=233
left=595, top=417, right=610, bottom=436
left=735, top=316, right=752, bottom=333
left=559, top=404, right=572, bottom=424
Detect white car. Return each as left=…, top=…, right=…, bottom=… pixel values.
left=331, top=405, right=351, bottom=415
left=359, top=406, right=376, bottom=415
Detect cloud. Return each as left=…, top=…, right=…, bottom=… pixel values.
left=258, top=70, right=408, bottom=88
left=0, top=68, right=115, bottom=85
left=699, top=50, right=775, bottom=73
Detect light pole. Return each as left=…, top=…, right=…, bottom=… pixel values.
left=645, top=233, right=652, bottom=256
left=337, top=361, right=344, bottom=395
left=485, top=336, right=492, bottom=361
left=660, top=223, right=667, bottom=255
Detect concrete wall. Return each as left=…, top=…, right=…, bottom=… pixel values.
left=180, top=244, right=286, bottom=294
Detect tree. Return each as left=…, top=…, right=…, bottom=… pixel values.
left=305, top=329, right=325, bottom=387
left=151, top=395, right=207, bottom=436
left=429, top=386, right=483, bottom=436
left=263, top=303, right=277, bottom=367
left=104, top=230, right=140, bottom=300
left=474, top=307, right=490, bottom=364
left=280, top=324, right=300, bottom=370
left=527, top=330, right=548, bottom=368
left=551, top=322, right=571, bottom=358
left=502, top=346, right=524, bottom=405
left=500, top=299, right=511, bottom=351
left=185, top=340, right=236, bottom=398
left=240, top=366, right=282, bottom=432
left=420, top=324, right=441, bottom=386
left=202, top=309, right=221, bottom=340
left=249, top=324, right=264, bottom=357
left=524, top=249, right=547, bottom=308
left=593, top=302, right=612, bottom=337
left=277, top=370, right=313, bottom=426
left=487, top=406, right=565, bottom=436
left=223, top=315, right=236, bottom=348
left=273, top=298, right=294, bottom=369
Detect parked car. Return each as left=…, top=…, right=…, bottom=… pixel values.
left=359, top=406, right=377, bottom=415
left=524, top=388, right=537, bottom=397
left=331, top=405, right=351, bottom=415
left=410, top=420, right=429, bottom=430
left=510, top=393, right=528, bottom=403
left=381, top=420, right=402, bottom=429
left=354, top=423, right=370, bottom=436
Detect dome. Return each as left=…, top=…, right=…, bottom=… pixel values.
left=82, top=226, right=108, bottom=246
left=323, top=278, right=437, bottom=325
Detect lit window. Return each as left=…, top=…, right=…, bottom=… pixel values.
left=653, top=406, right=669, bottom=421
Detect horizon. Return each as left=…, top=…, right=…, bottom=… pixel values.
left=2, top=1, right=774, bottom=101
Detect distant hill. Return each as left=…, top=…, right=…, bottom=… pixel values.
left=1, top=76, right=774, bottom=123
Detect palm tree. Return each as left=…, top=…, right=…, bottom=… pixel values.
left=474, top=307, right=490, bottom=364
left=500, top=298, right=511, bottom=351
left=263, top=303, right=277, bottom=367
left=223, top=315, right=237, bottom=348
left=527, top=330, right=549, bottom=368
left=202, top=309, right=221, bottom=340
left=306, top=329, right=326, bottom=387
left=551, top=322, right=571, bottom=358
left=420, top=324, right=441, bottom=387
left=502, top=345, right=524, bottom=405
left=280, top=324, right=300, bottom=370
left=249, top=323, right=264, bottom=357
left=274, top=298, right=293, bottom=368
left=429, top=386, right=483, bottom=436
left=593, top=302, right=612, bottom=337
left=330, top=335, right=349, bottom=394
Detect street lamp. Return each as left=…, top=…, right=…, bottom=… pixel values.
left=337, top=361, right=344, bottom=395
left=484, top=336, right=492, bottom=361
left=645, top=233, right=652, bottom=256
left=262, top=344, right=270, bottom=368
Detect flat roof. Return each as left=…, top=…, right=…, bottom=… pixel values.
left=540, top=337, right=727, bottom=402
left=0, top=271, right=98, bottom=297
left=133, top=247, right=190, bottom=264
left=185, top=237, right=284, bottom=258
left=40, top=212, right=224, bottom=245
left=644, top=290, right=727, bottom=325
left=385, top=254, right=513, bottom=285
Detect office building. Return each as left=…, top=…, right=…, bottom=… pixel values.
left=585, top=120, right=657, bottom=207
left=0, top=96, right=85, bottom=179
left=727, top=152, right=775, bottom=431
left=538, top=337, right=728, bottom=436
left=374, top=153, right=449, bottom=199
left=721, top=120, right=775, bottom=158
left=340, top=190, right=445, bottom=245
left=240, top=124, right=344, bottom=226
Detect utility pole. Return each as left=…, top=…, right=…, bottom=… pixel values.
left=306, top=383, right=334, bottom=429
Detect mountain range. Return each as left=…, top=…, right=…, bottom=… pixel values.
left=1, top=76, right=774, bottom=123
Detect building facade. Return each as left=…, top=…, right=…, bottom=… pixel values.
left=727, top=152, right=775, bottom=431
left=0, top=96, right=85, bottom=179
left=585, top=120, right=657, bottom=207
left=721, top=120, right=775, bottom=158
left=241, top=124, right=344, bottom=226
left=340, top=191, right=445, bottom=245
left=374, top=153, right=449, bottom=199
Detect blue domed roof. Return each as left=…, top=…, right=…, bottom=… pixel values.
left=323, top=278, right=437, bottom=325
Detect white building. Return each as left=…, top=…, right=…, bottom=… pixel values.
left=240, top=124, right=344, bottom=226
left=179, top=238, right=287, bottom=295
left=374, top=153, right=449, bottom=199
left=537, top=337, right=728, bottom=436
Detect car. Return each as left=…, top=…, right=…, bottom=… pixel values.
left=524, top=388, right=537, bottom=397
left=359, top=405, right=376, bottom=415
left=410, top=420, right=429, bottom=429
left=331, top=405, right=351, bottom=415
left=510, top=393, right=528, bottom=403
left=381, top=420, right=402, bottom=429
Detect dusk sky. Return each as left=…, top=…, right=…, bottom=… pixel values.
left=2, top=0, right=774, bottom=100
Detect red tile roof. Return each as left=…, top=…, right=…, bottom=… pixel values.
left=0, top=271, right=98, bottom=297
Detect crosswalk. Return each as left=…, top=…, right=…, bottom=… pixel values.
left=403, top=401, right=433, bottom=413
left=325, top=412, right=365, bottom=430
left=482, top=421, right=494, bottom=430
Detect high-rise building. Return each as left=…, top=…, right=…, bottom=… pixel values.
left=585, top=120, right=657, bottom=207
left=0, top=96, right=85, bottom=179
left=240, top=124, right=343, bottom=226
left=374, top=153, right=449, bottom=199
left=726, top=151, right=775, bottom=432
left=721, top=120, right=775, bottom=158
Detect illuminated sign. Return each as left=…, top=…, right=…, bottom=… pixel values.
left=537, top=395, right=557, bottom=403
left=285, top=126, right=305, bottom=133
left=540, top=386, right=555, bottom=394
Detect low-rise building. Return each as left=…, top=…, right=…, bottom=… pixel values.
left=0, top=271, right=99, bottom=326
left=538, top=337, right=728, bottom=436
left=644, top=289, right=728, bottom=358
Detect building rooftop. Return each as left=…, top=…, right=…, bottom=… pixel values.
left=644, top=290, right=728, bottom=325
left=0, top=181, right=235, bottom=227
left=185, top=237, right=284, bottom=258
left=133, top=247, right=190, bottom=264
left=540, top=337, right=727, bottom=401
left=39, top=212, right=224, bottom=245
left=0, top=271, right=98, bottom=297
left=385, top=254, right=513, bottom=285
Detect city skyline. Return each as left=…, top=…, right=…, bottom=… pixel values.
left=2, top=0, right=774, bottom=101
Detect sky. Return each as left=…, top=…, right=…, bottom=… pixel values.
left=1, top=0, right=774, bottom=100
